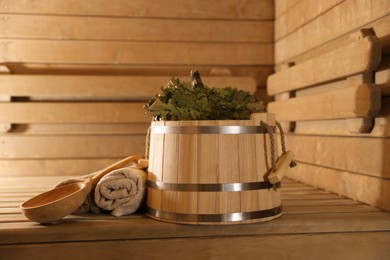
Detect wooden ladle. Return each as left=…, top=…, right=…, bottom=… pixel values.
left=21, top=155, right=143, bottom=224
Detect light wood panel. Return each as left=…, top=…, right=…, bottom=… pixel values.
left=286, top=133, right=390, bottom=179
left=275, top=13, right=390, bottom=72
left=294, top=97, right=390, bottom=137
left=0, top=75, right=257, bottom=98
left=274, top=0, right=301, bottom=18
left=0, top=0, right=274, bottom=20
left=0, top=39, right=274, bottom=65
left=268, top=34, right=381, bottom=95
left=286, top=162, right=390, bottom=211
left=0, top=102, right=148, bottom=123
left=0, top=14, right=273, bottom=43
left=0, top=65, right=11, bottom=133
left=1, top=233, right=390, bottom=260
left=2, top=64, right=273, bottom=88
left=0, top=135, right=146, bottom=159
left=267, top=83, right=381, bottom=121
left=376, top=56, right=390, bottom=96
left=275, top=0, right=390, bottom=64
left=8, top=123, right=150, bottom=135
left=0, top=159, right=129, bottom=177
left=275, top=0, right=344, bottom=41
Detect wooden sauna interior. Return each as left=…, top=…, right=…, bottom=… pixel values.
left=0, top=0, right=389, bottom=258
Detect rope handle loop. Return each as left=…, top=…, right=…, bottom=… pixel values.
left=145, top=126, right=151, bottom=160
left=260, top=121, right=296, bottom=172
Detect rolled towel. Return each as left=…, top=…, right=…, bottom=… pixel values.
left=94, top=166, right=147, bottom=217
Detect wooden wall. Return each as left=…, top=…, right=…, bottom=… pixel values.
left=0, top=0, right=274, bottom=176
left=270, top=0, right=390, bottom=210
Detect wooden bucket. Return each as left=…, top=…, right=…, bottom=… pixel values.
left=146, top=113, right=283, bottom=225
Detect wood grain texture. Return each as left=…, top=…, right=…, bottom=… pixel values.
left=0, top=75, right=257, bottom=98
left=177, top=121, right=197, bottom=214
left=217, top=120, right=241, bottom=215
left=2, top=64, right=272, bottom=89
left=146, top=121, right=164, bottom=211
left=1, top=177, right=390, bottom=260
left=0, top=66, right=11, bottom=134
left=274, top=13, right=390, bottom=72
left=275, top=0, right=390, bottom=64
left=274, top=0, right=301, bottom=18
left=196, top=120, right=220, bottom=215
left=0, top=0, right=274, bottom=20
left=285, top=133, right=390, bottom=179
left=0, top=102, right=148, bottom=123
left=275, top=0, right=344, bottom=40
left=289, top=74, right=386, bottom=136
left=7, top=123, right=150, bottom=135
left=268, top=35, right=381, bottom=95
left=286, top=162, right=390, bottom=211
left=0, top=39, right=274, bottom=65
left=376, top=56, right=390, bottom=96
left=294, top=97, right=390, bottom=137
left=160, top=121, right=179, bottom=213
left=0, top=135, right=146, bottom=159
left=0, top=159, right=134, bottom=177
left=0, top=14, right=273, bottom=43
left=267, top=84, right=381, bottom=121
left=1, top=232, right=390, bottom=260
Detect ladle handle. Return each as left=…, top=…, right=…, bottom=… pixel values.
left=91, top=155, right=142, bottom=187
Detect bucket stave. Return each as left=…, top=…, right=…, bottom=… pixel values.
left=146, top=113, right=282, bottom=224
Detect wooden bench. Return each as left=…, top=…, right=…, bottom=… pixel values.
left=268, top=27, right=390, bottom=211
left=0, top=176, right=389, bottom=259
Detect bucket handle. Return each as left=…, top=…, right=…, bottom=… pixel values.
left=260, top=121, right=296, bottom=185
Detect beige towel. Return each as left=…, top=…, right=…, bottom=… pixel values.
left=55, top=166, right=147, bottom=216
left=94, top=166, right=147, bottom=217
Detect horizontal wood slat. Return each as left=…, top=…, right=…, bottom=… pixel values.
left=0, top=158, right=131, bottom=177
left=0, top=14, right=273, bottom=43
left=1, top=64, right=273, bottom=88
left=9, top=123, right=150, bottom=135
left=376, top=56, right=390, bottom=96
left=0, top=75, right=257, bottom=98
left=286, top=162, right=390, bottom=211
left=274, top=0, right=301, bottom=18
left=0, top=135, right=146, bottom=159
left=0, top=102, right=149, bottom=123
left=0, top=0, right=274, bottom=20
left=286, top=133, right=390, bottom=179
left=0, top=39, right=274, bottom=65
left=274, top=14, right=390, bottom=73
left=275, top=0, right=390, bottom=64
left=294, top=97, right=390, bottom=137
left=275, top=0, right=344, bottom=41
left=268, top=35, right=381, bottom=95
left=2, top=233, right=390, bottom=260
left=267, top=83, right=381, bottom=121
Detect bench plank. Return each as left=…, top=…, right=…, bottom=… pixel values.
left=0, top=102, right=148, bottom=123
left=268, top=35, right=381, bottom=95
left=267, top=83, right=381, bottom=121
left=0, top=0, right=274, bottom=20
left=0, top=14, right=273, bottom=43
left=0, top=39, right=274, bottom=66
left=0, top=75, right=257, bottom=98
